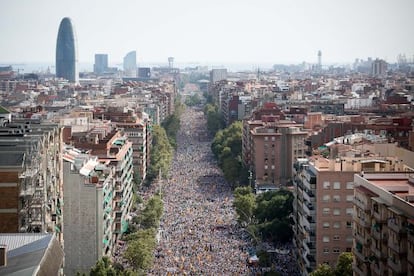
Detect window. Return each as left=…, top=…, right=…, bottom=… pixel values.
left=346, top=247, right=352, bottom=252
left=323, top=181, right=330, bottom=189
left=323, top=195, right=330, bottom=202
left=346, top=208, right=353, bottom=215
left=271, top=136, right=275, bottom=141
left=346, top=182, right=354, bottom=189
left=323, top=248, right=329, bottom=254
left=346, top=195, right=354, bottom=202
left=323, top=236, right=330, bottom=242
left=346, top=221, right=352, bottom=228
left=333, top=182, right=341, bottom=189
left=346, top=236, right=353, bottom=243
left=323, top=208, right=330, bottom=215
left=333, top=248, right=340, bottom=253
left=264, top=136, right=268, bottom=141
left=323, top=222, right=330, bottom=228
left=333, top=209, right=341, bottom=215
left=333, top=222, right=341, bottom=229
left=333, top=235, right=340, bottom=241
left=333, top=195, right=340, bottom=202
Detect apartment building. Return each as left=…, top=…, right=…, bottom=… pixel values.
left=293, top=154, right=405, bottom=275
left=0, top=120, right=63, bottom=244
left=68, top=126, right=135, bottom=235
left=353, top=172, right=414, bottom=276
left=62, top=146, right=115, bottom=275
left=243, top=113, right=307, bottom=189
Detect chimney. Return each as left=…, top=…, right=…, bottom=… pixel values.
left=0, top=245, right=6, bottom=267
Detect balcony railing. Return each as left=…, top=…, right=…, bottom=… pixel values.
left=388, top=219, right=407, bottom=235
left=387, top=258, right=407, bottom=274
left=388, top=239, right=407, bottom=255
left=354, top=213, right=371, bottom=228
left=353, top=197, right=371, bottom=212
left=371, top=243, right=387, bottom=260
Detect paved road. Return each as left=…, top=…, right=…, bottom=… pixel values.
left=149, top=107, right=250, bottom=275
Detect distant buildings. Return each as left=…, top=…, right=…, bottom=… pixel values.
left=94, top=54, right=109, bottom=74
left=56, top=17, right=79, bottom=83
left=123, top=51, right=137, bottom=77
left=210, top=68, right=227, bottom=84
left=371, top=58, right=387, bottom=77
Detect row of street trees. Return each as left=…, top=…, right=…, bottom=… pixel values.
left=147, top=99, right=184, bottom=182
left=86, top=195, right=164, bottom=275
left=233, top=186, right=294, bottom=244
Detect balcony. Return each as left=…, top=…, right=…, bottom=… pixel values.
left=353, top=197, right=370, bottom=212
left=20, top=186, right=35, bottom=197
left=354, top=214, right=371, bottom=228
left=373, top=210, right=387, bottom=223
left=408, top=244, right=414, bottom=265
left=352, top=263, right=365, bottom=276
left=388, top=239, right=407, bottom=255
left=371, top=243, right=387, bottom=260
left=354, top=231, right=365, bottom=245
left=388, top=219, right=407, bottom=236
left=388, top=258, right=407, bottom=274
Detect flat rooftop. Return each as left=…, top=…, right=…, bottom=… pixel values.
left=363, top=173, right=414, bottom=206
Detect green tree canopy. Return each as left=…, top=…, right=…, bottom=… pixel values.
left=147, top=125, right=173, bottom=181
left=233, top=187, right=256, bottom=225
left=310, top=264, right=335, bottom=276
left=211, top=121, right=243, bottom=185
left=334, top=252, right=353, bottom=276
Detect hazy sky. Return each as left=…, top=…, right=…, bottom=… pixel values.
left=1, top=0, right=413, bottom=66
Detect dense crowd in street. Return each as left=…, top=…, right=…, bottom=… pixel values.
left=112, top=106, right=301, bottom=275
left=148, top=107, right=250, bottom=275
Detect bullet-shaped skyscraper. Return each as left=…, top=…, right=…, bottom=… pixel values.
left=56, top=17, right=79, bottom=83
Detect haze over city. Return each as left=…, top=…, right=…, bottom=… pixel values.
left=1, top=0, right=414, bottom=67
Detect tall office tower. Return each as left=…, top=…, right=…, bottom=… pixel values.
left=123, top=51, right=137, bottom=77
left=317, top=50, right=322, bottom=71
left=56, top=17, right=79, bottom=83
left=94, top=54, right=108, bottom=74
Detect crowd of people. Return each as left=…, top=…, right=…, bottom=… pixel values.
left=148, top=107, right=250, bottom=275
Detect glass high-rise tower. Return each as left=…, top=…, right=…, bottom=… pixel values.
left=123, top=51, right=137, bottom=77
left=56, top=17, right=78, bottom=83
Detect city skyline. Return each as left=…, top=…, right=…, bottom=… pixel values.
left=1, top=0, right=414, bottom=66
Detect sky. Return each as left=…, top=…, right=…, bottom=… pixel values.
left=0, top=0, right=413, bottom=67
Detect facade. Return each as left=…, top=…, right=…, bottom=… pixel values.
left=0, top=121, right=63, bottom=244
left=94, top=54, right=109, bottom=74
left=123, top=51, right=137, bottom=77
left=97, top=107, right=150, bottom=183
left=293, top=155, right=405, bottom=275
left=56, top=17, right=78, bottom=83
left=244, top=118, right=307, bottom=189
left=69, top=127, right=134, bottom=234
left=62, top=147, right=115, bottom=275
left=353, top=172, right=414, bottom=276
